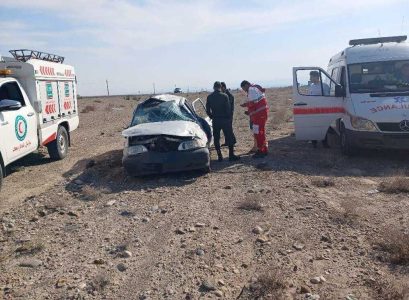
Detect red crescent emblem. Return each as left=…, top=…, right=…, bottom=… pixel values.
left=18, top=121, right=24, bottom=134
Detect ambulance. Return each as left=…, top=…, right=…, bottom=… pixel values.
left=0, top=49, right=78, bottom=189
left=293, top=35, right=409, bottom=155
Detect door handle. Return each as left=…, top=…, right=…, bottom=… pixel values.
left=1, top=121, right=9, bottom=126
left=27, top=112, right=35, bottom=117
left=294, top=102, right=308, bottom=106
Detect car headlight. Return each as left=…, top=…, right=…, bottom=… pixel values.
left=178, top=138, right=206, bottom=151
left=350, top=115, right=378, bottom=131
left=126, top=145, right=148, bottom=156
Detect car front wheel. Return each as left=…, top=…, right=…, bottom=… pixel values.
left=340, top=124, right=356, bottom=156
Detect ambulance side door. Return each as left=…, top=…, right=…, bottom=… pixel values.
left=0, top=80, right=38, bottom=163
left=292, top=67, right=345, bottom=141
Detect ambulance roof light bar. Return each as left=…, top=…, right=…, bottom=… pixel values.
left=349, top=35, right=407, bottom=46
left=9, top=49, right=65, bottom=63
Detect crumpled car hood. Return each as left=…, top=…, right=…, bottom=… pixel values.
left=122, top=120, right=206, bottom=140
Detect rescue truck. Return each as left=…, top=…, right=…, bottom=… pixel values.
left=293, top=35, right=409, bottom=155
left=0, top=50, right=78, bottom=190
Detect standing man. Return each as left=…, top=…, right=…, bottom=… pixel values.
left=309, top=71, right=330, bottom=96
left=240, top=80, right=269, bottom=158
left=206, top=81, right=240, bottom=162
left=221, top=82, right=237, bottom=146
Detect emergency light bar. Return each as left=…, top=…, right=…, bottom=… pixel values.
left=0, top=69, right=12, bottom=76
left=349, top=36, right=407, bottom=46
left=9, top=49, right=65, bottom=63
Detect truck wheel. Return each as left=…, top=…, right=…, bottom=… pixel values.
left=340, top=124, right=356, bottom=156
left=47, top=126, right=69, bottom=160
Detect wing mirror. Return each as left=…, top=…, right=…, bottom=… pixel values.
left=335, top=85, right=346, bottom=97
left=0, top=99, right=22, bottom=112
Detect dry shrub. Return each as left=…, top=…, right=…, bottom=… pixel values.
left=104, top=103, right=115, bottom=112
left=378, top=228, right=409, bottom=265
left=89, top=273, right=110, bottom=292
left=80, top=185, right=101, bottom=201
left=312, top=177, right=335, bottom=188
left=15, top=241, right=45, bottom=256
left=379, top=177, right=409, bottom=194
left=94, top=100, right=102, bottom=103
left=245, top=268, right=288, bottom=300
left=237, top=196, right=264, bottom=212
left=81, top=105, right=95, bottom=113
left=340, top=198, right=360, bottom=220
left=330, top=198, right=360, bottom=225
left=44, top=197, right=68, bottom=211
left=371, top=278, right=409, bottom=300
left=271, top=107, right=290, bottom=128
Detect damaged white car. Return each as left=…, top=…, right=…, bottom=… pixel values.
left=122, top=94, right=212, bottom=176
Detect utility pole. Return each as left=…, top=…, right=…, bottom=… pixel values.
left=106, top=79, right=110, bottom=96
left=153, top=82, right=156, bottom=95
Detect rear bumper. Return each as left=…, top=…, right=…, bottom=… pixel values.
left=346, top=129, right=409, bottom=149
left=123, top=148, right=210, bottom=176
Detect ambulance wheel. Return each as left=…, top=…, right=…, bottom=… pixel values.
left=47, top=126, right=69, bottom=160
left=0, top=165, right=3, bottom=191
left=340, top=124, right=356, bottom=156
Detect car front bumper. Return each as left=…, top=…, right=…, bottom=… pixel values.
left=123, top=148, right=210, bottom=176
left=346, top=129, right=409, bottom=149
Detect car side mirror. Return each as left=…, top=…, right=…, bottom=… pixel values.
left=335, top=84, right=346, bottom=97
left=0, top=99, right=22, bottom=112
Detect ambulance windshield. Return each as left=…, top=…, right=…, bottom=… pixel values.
left=131, top=100, right=195, bottom=126
left=349, top=60, right=409, bottom=93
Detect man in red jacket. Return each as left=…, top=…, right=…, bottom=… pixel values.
left=240, top=80, right=269, bottom=158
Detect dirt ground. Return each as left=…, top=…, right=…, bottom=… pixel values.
left=1, top=88, right=409, bottom=300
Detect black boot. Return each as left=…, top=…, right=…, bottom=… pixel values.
left=216, top=149, right=223, bottom=162
left=229, top=146, right=240, bottom=161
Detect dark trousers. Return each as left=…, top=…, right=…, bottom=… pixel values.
left=213, top=118, right=235, bottom=151
left=224, top=118, right=237, bottom=145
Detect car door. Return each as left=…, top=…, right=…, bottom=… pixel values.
left=191, top=98, right=213, bottom=145
left=0, top=80, right=38, bottom=163
left=292, top=67, right=345, bottom=141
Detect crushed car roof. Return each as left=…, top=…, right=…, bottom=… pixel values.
left=150, top=94, right=187, bottom=105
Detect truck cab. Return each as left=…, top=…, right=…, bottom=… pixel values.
left=292, top=35, right=409, bottom=155
left=0, top=50, right=79, bottom=190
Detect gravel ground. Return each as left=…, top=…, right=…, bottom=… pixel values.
left=1, top=88, right=409, bottom=300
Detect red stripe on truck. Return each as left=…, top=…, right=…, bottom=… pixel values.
left=42, top=133, right=57, bottom=146
left=293, top=107, right=345, bottom=115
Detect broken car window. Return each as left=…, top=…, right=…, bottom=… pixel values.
left=131, top=100, right=196, bottom=126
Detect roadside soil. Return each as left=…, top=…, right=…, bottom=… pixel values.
left=1, top=88, right=409, bottom=300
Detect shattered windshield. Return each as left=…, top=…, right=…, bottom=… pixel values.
left=349, top=60, right=409, bottom=93
left=131, top=100, right=196, bottom=126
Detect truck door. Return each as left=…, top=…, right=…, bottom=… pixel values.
left=0, top=81, right=38, bottom=163
left=58, top=81, right=74, bottom=117
left=292, top=67, right=345, bottom=141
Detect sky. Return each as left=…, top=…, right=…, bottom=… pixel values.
left=1, top=0, right=409, bottom=96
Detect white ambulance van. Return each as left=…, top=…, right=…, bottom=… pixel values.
left=292, top=36, right=409, bottom=155
left=0, top=49, right=78, bottom=189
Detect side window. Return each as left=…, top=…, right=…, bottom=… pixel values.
left=329, top=68, right=340, bottom=96
left=64, top=82, right=70, bottom=97
left=46, top=82, right=53, bottom=99
left=192, top=99, right=208, bottom=119
left=296, top=69, right=333, bottom=97
left=340, top=67, right=347, bottom=89
left=0, top=82, right=25, bottom=105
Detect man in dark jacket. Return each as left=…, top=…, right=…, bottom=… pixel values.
left=206, top=81, right=240, bottom=162
left=221, top=82, right=237, bottom=146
